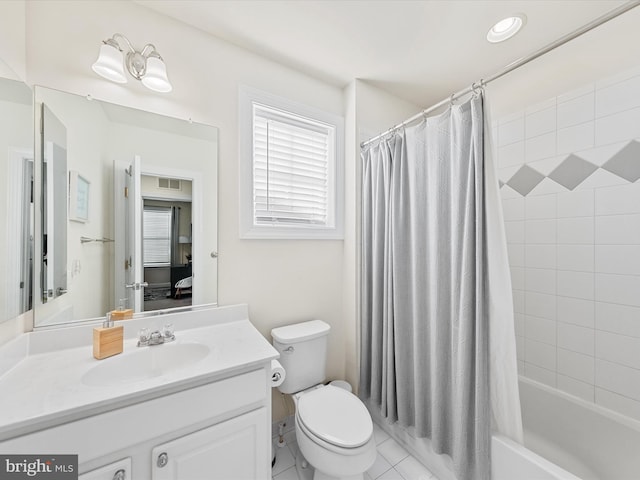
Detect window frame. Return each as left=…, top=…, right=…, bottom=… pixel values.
left=239, top=86, right=344, bottom=240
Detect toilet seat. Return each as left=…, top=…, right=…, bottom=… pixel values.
left=296, top=385, right=373, bottom=449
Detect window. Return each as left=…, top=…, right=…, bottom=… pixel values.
left=240, top=86, right=344, bottom=239
left=143, top=206, right=172, bottom=266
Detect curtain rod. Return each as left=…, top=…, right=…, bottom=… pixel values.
left=361, top=0, right=640, bottom=149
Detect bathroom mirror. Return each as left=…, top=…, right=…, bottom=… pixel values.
left=0, top=76, right=34, bottom=325
left=34, top=86, right=218, bottom=328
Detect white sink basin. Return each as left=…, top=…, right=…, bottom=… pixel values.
left=82, top=342, right=211, bottom=386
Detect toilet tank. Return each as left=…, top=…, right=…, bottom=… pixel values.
left=271, top=320, right=330, bottom=394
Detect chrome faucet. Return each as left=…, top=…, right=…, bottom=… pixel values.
left=137, top=324, right=175, bottom=347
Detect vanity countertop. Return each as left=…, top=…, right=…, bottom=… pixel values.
left=0, top=304, right=278, bottom=442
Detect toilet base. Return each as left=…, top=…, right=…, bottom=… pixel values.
left=314, top=471, right=363, bottom=480
left=296, top=448, right=364, bottom=480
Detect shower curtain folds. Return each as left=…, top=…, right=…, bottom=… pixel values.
left=360, top=93, right=521, bottom=480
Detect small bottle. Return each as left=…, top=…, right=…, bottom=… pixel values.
left=93, top=312, right=124, bottom=360
left=110, top=298, right=133, bottom=321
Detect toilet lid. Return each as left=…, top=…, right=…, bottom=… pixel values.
left=297, top=385, right=373, bottom=448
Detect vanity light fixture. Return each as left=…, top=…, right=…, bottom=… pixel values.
left=92, top=33, right=172, bottom=93
left=487, top=14, right=526, bottom=43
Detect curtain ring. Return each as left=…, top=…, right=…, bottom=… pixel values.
left=450, top=93, right=455, bottom=106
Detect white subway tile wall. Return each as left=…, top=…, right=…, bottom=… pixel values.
left=497, top=66, right=640, bottom=422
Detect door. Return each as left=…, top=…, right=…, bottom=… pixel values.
left=114, top=156, right=145, bottom=312
left=151, top=408, right=269, bottom=480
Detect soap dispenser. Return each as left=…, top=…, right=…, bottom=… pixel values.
left=110, top=298, right=133, bottom=321
left=93, top=312, right=124, bottom=360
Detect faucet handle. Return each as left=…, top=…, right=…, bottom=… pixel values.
left=163, top=323, right=175, bottom=339
left=138, top=327, right=150, bottom=345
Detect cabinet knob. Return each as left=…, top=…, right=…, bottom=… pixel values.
left=113, top=469, right=126, bottom=480
left=157, top=452, right=169, bottom=468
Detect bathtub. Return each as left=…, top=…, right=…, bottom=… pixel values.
left=370, top=376, right=640, bottom=480
left=494, top=377, right=640, bottom=480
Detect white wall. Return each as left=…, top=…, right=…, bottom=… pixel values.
left=15, top=0, right=347, bottom=421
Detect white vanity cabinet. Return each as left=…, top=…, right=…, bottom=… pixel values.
left=152, top=408, right=268, bottom=479
left=79, top=458, right=131, bottom=480
left=0, top=367, right=272, bottom=479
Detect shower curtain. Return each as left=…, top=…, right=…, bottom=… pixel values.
left=360, top=93, right=522, bottom=480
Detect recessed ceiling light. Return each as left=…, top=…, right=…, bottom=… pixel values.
left=487, top=14, right=526, bottom=43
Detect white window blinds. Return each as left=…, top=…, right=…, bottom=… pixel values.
left=143, top=207, right=172, bottom=266
left=253, top=104, right=335, bottom=227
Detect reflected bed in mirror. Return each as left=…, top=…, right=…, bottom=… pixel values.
left=34, top=86, right=218, bottom=328
left=0, top=77, right=34, bottom=325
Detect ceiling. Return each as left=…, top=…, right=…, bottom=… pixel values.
left=136, top=0, right=636, bottom=108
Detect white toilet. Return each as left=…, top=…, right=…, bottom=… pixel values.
left=271, top=320, right=376, bottom=480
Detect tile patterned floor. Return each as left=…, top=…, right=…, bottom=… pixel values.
left=272, top=422, right=439, bottom=480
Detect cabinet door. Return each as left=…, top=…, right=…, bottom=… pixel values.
left=79, top=458, right=131, bottom=480
left=152, top=407, right=269, bottom=480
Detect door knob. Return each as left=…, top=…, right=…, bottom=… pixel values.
left=157, top=452, right=169, bottom=468
left=112, top=469, right=126, bottom=480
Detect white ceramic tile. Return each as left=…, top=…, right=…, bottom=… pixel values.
left=514, top=313, right=525, bottom=337
left=525, top=194, right=556, bottom=220
left=502, top=197, right=525, bottom=221
left=273, top=466, right=299, bottom=480
left=557, top=270, right=594, bottom=300
left=513, top=290, right=525, bottom=315
left=557, top=374, right=595, bottom=402
left=557, top=122, right=595, bottom=155
left=557, top=189, right=594, bottom=218
left=577, top=141, right=629, bottom=167
left=596, top=330, right=640, bottom=370
left=595, top=107, right=640, bottom=146
left=518, top=360, right=525, bottom=373
left=368, top=453, right=393, bottom=479
left=504, top=221, right=525, bottom=244
left=377, top=438, right=410, bottom=466
left=524, top=363, right=556, bottom=387
left=595, top=183, right=640, bottom=216
left=500, top=184, right=521, bottom=199
left=557, top=347, right=594, bottom=384
left=557, top=296, right=594, bottom=328
left=499, top=165, right=522, bottom=183
left=595, top=246, right=640, bottom=275
left=557, top=92, right=594, bottom=129
left=498, top=141, right=526, bottom=168
left=377, top=468, right=404, bottom=480
left=595, top=302, right=640, bottom=338
left=595, top=214, right=640, bottom=244
left=595, top=66, right=640, bottom=90
left=595, top=74, right=640, bottom=118
left=525, top=338, right=556, bottom=371
left=557, top=217, right=593, bottom=245
left=272, top=445, right=296, bottom=476
left=595, top=273, right=640, bottom=307
left=576, top=169, right=627, bottom=190
left=557, top=322, right=594, bottom=355
left=499, top=117, right=525, bottom=147
left=525, top=219, right=556, bottom=244
left=528, top=156, right=565, bottom=176
left=511, top=267, right=525, bottom=290
left=525, top=245, right=556, bottom=269
left=373, top=422, right=391, bottom=445
left=526, top=106, right=556, bottom=139
left=558, top=83, right=595, bottom=104
left=525, top=268, right=556, bottom=295
left=507, top=244, right=525, bottom=268
left=525, top=315, right=556, bottom=345
left=395, top=455, right=435, bottom=480
left=516, top=335, right=525, bottom=361
left=499, top=110, right=525, bottom=125
left=526, top=97, right=556, bottom=116
left=528, top=178, right=568, bottom=196
left=595, top=359, right=640, bottom=402
left=525, top=291, right=556, bottom=320
left=596, top=387, right=640, bottom=422
left=557, top=245, right=594, bottom=272
left=526, top=132, right=556, bottom=162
